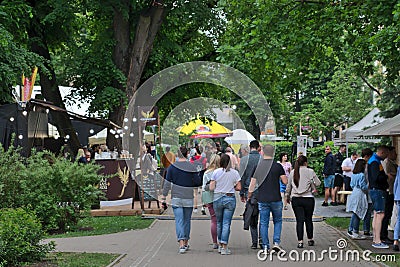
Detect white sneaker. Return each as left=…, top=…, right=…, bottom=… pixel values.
left=193, top=208, right=198, bottom=214
left=220, top=248, right=231, bottom=255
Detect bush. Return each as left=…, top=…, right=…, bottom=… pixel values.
left=0, top=145, right=105, bottom=233
left=0, top=208, right=55, bottom=266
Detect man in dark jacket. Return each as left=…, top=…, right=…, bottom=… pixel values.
left=240, top=140, right=262, bottom=249
left=322, top=146, right=337, bottom=206
left=334, top=145, right=346, bottom=204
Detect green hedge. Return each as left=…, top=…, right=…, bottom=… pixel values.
left=0, top=208, right=55, bottom=267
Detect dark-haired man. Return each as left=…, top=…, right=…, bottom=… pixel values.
left=248, top=144, right=287, bottom=253
left=240, top=140, right=262, bottom=249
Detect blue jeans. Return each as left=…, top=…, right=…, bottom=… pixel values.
left=349, top=203, right=373, bottom=233
left=394, top=201, right=400, bottom=241
left=171, top=198, right=193, bottom=241
left=369, top=189, right=386, bottom=213
left=258, top=201, right=283, bottom=249
left=213, top=195, right=236, bottom=244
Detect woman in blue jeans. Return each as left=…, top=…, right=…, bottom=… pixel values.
left=210, top=154, right=241, bottom=255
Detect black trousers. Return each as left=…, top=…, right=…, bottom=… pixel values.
left=292, top=197, right=315, bottom=241
left=381, top=192, right=394, bottom=239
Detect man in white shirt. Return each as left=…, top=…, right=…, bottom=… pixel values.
left=342, top=151, right=358, bottom=191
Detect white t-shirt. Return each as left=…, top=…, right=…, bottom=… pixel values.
left=342, top=157, right=357, bottom=177
left=211, top=168, right=241, bottom=194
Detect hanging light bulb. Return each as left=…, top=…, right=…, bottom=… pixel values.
left=123, top=118, right=128, bottom=122
left=9, top=117, right=14, bottom=122
left=18, top=134, right=23, bottom=140
left=124, top=126, right=129, bottom=130
left=89, top=129, right=94, bottom=134
left=22, top=111, right=28, bottom=116
left=130, top=133, right=134, bottom=137
left=132, top=117, right=137, bottom=122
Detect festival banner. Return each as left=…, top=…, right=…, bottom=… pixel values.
left=21, top=67, right=38, bottom=101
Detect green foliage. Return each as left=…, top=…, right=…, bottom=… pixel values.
left=0, top=145, right=105, bottom=232
left=0, top=208, right=55, bottom=267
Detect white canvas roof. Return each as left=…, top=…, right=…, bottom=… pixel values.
left=341, top=108, right=385, bottom=143
left=358, top=112, right=400, bottom=137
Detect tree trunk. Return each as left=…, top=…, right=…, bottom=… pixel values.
left=107, top=2, right=167, bottom=150
left=28, top=25, right=80, bottom=155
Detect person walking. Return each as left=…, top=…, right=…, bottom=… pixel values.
left=392, top=166, right=400, bottom=251
left=239, top=140, right=262, bottom=249
left=201, top=154, right=220, bottom=249
left=248, top=144, right=287, bottom=253
left=162, top=146, right=201, bottom=254
left=322, top=146, right=337, bottom=206
left=346, top=159, right=368, bottom=240
left=285, top=155, right=321, bottom=248
left=279, top=152, right=292, bottom=210
left=209, top=154, right=241, bottom=255
left=368, top=145, right=389, bottom=249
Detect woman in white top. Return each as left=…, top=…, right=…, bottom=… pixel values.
left=286, top=155, right=321, bottom=248
left=201, top=154, right=220, bottom=249
left=210, top=154, right=241, bottom=255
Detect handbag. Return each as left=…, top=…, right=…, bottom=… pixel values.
left=310, top=177, right=319, bottom=196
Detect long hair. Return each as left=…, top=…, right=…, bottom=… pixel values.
left=293, top=155, right=308, bottom=187
left=220, top=153, right=231, bottom=172
left=352, top=159, right=366, bottom=174
left=206, top=154, right=220, bottom=173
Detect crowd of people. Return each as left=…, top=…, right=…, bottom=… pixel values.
left=160, top=141, right=400, bottom=255
left=322, top=144, right=399, bottom=250
left=160, top=140, right=322, bottom=255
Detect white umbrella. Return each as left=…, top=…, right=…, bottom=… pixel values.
left=224, top=129, right=255, bottom=145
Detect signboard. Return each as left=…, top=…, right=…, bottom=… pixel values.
left=138, top=106, right=158, bottom=126
left=297, top=135, right=307, bottom=156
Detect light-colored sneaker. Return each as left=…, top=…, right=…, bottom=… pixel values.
left=193, top=208, right=198, bottom=214
left=179, top=246, right=187, bottom=254
left=218, top=246, right=222, bottom=253
left=220, top=248, right=231, bottom=255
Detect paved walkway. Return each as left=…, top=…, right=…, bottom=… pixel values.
left=46, top=197, right=393, bottom=267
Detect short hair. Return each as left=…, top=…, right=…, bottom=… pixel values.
left=240, top=144, right=250, bottom=154
left=249, top=140, right=260, bottom=149
left=361, top=148, right=373, bottom=158
left=279, top=152, right=288, bottom=162
left=353, top=159, right=366, bottom=174
left=339, top=144, right=346, bottom=149
left=388, top=146, right=395, bottom=152
left=178, top=146, right=188, bottom=158
left=351, top=151, right=358, bottom=156
left=165, top=146, right=171, bottom=152
left=225, top=147, right=232, bottom=153
left=262, top=144, right=275, bottom=157
left=377, top=145, right=389, bottom=152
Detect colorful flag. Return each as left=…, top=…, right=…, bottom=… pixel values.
left=22, top=67, right=38, bottom=101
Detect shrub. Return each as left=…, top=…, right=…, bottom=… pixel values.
left=0, top=145, right=105, bottom=233
left=0, top=208, right=55, bottom=266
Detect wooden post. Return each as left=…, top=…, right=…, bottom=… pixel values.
left=138, top=123, right=145, bottom=211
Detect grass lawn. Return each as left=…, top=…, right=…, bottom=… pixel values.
left=23, top=252, right=120, bottom=267
left=48, top=215, right=154, bottom=238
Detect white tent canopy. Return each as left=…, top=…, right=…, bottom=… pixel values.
left=358, top=112, right=400, bottom=137
left=341, top=108, right=385, bottom=143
